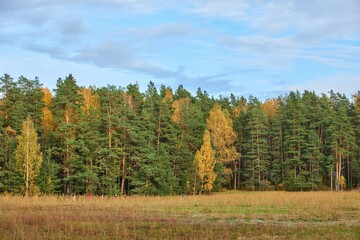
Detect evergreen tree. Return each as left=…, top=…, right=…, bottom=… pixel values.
left=97, top=86, right=126, bottom=195
left=77, top=88, right=101, bottom=194
left=282, top=92, right=307, bottom=191
left=1, top=72, right=359, bottom=194
left=0, top=74, right=19, bottom=129
left=352, top=92, right=360, bottom=188
left=52, top=74, right=83, bottom=194
left=301, top=91, right=323, bottom=190
left=264, top=98, right=285, bottom=189
left=328, top=92, right=355, bottom=191
left=243, top=97, right=269, bottom=190
left=131, top=82, right=177, bottom=195
left=17, top=76, right=44, bottom=131
left=38, top=149, right=61, bottom=194
left=172, top=97, right=205, bottom=193
left=231, top=96, right=247, bottom=189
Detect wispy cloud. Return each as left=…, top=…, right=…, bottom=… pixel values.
left=186, top=0, right=360, bottom=38
left=71, top=41, right=184, bottom=79
left=128, top=23, right=193, bottom=40
left=288, top=73, right=360, bottom=96
left=24, top=44, right=66, bottom=58
left=0, top=0, right=359, bottom=98
left=58, top=20, right=88, bottom=37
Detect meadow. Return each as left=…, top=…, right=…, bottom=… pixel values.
left=0, top=191, right=359, bottom=239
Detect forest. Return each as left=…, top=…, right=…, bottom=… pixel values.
left=0, top=73, right=359, bottom=196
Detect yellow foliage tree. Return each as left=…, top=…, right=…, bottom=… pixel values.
left=206, top=103, right=239, bottom=181
left=339, top=175, right=346, bottom=191
left=79, top=88, right=100, bottom=115
left=262, top=98, right=279, bottom=119
left=171, top=97, right=190, bottom=125
left=171, top=97, right=191, bottom=148
left=15, top=116, right=43, bottom=196
left=232, top=98, right=247, bottom=118
left=163, top=88, right=173, bottom=104
left=41, top=88, right=54, bottom=134
left=194, top=130, right=216, bottom=193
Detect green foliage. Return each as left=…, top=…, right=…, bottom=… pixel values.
left=242, top=97, right=269, bottom=190
left=0, top=73, right=359, bottom=195
left=15, top=116, right=43, bottom=196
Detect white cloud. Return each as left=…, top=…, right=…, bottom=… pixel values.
left=0, top=0, right=359, bottom=99
left=287, top=73, right=360, bottom=96
left=128, top=23, right=193, bottom=40
left=185, top=0, right=360, bottom=38
left=58, top=20, right=88, bottom=36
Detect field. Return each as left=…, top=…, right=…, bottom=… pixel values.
left=0, top=191, right=359, bottom=239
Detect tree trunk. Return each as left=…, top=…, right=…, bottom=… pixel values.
left=233, top=161, right=237, bottom=190
left=107, top=104, right=112, bottom=148
left=157, top=108, right=161, bottom=155
left=121, top=154, right=126, bottom=195
left=330, top=166, right=333, bottom=191
left=25, top=121, right=29, bottom=196
left=347, top=156, right=350, bottom=189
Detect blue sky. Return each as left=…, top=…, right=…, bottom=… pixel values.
left=1, top=0, right=359, bottom=100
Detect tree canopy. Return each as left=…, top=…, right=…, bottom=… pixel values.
left=0, top=73, right=359, bottom=195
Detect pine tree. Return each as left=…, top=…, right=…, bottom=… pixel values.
left=243, top=97, right=269, bottom=190
left=264, top=98, right=285, bottom=189
left=0, top=74, right=19, bottom=129
left=172, top=97, right=205, bottom=193
left=15, top=116, right=43, bottom=196
left=352, top=92, right=360, bottom=188
left=52, top=74, right=83, bottom=194
left=282, top=92, right=307, bottom=191
left=301, top=91, right=323, bottom=190
left=17, top=76, right=44, bottom=131
left=131, top=82, right=178, bottom=195
left=317, top=94, right=333, bottom=188
left=0, top=74, right=18, bottom=192
left=328, top=92, right=355, bottom=191
left=77, top=87, right=101, bottom=194
left=96, top=86, right=126, bottom=195
left=231, top=96, right=247, bottom=189
left=37, top=149, right=61, bottom=194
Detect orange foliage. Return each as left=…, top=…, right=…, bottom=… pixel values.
left=41, top=88, right=54, bottom=133
left=123, top=93, right=135, bottom=109
left=207, top=103, right=239, bottom=165
left=0, top=99, right=5, bottom=118
left=262, top=98, right=279, bottom=119
left=79, top=88, right=100, bottom=115
left=5, top=126, right=16, bottom=136
left=194, top=130, right=216, bottom=192
left=354, top=93, right=360, bottom=110
left=41, top=88, right=52, bottom=107
left=163, top=88, right=173, bottom=104
left=171, top=97, right=190, bottom=125
left=232, top=100, right=247, bottom=118
left=42, top=108, right=54, bottom=133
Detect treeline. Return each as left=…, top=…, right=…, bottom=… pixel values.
left=0, top=73, right=359, bottom=195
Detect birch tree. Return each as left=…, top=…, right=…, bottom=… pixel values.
left=194, top=130, right=216, bottom=193
left=207, top=103, right=239, bottom=186
left=15, top=116, right=43, bottom=196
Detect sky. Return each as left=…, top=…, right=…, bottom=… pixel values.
left=1, top=0, right=359, bottom=100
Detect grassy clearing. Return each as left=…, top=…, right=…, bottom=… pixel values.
left=0, top=191, right=359, bottom=239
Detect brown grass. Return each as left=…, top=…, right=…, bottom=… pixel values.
left=0, top=191, right=359, bottom=239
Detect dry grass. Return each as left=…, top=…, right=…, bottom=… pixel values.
left=0, top=191, right=359, bottom=239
